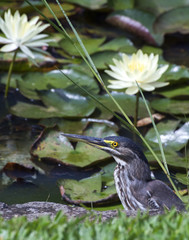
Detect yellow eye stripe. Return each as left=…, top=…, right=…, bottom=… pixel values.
left=104, top=140, right=118, bottom=148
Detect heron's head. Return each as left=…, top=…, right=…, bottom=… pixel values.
left=62, top=133, right=148, bottom=165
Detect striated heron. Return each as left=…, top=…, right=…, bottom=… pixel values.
left=62, top=134, right=185, bottom=213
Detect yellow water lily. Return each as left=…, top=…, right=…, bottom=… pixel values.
left=105, top=50, right=169, bottom=95
left=0, top=9, right=51, bottom=59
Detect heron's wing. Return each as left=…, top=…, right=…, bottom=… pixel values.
left=146, top=180, right=185, bottom=212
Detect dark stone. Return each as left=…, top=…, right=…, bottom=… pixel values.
left=0, top=201, right=118, bottom=221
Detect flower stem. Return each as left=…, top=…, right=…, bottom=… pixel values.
left=134, top=92, right=139, bottom=128
left=4, top=51, right=17, bottom=98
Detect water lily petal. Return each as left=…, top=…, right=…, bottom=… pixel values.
left=140, top=83, right=155, bottom=91
left=105, top=70, right=126, bottom=81
left=151, top=81, right=169, bottom=88
left=125, top=86, right=139, bottom=95
left=0, top=43, right=18, bottom=52
left=20, top=45, right=34, bottom=58
left=108, top=80, right=133, bottom=88
left=0, top=36, right=12, bottom=44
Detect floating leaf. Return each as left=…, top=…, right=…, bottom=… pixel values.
left=106, top=9, right=163, bottom=45
left=99, top=37, right=136, bottom=53
left=159, top=85, right=189, bottom=98
left=31, top=123, right=117, bottom=167
left=60, top=173, right=102, bottom=201
left=39, top=118, right=88, bottom=134
left=154, top=7, right=189, bottom=34
left=10, top=102, right=63, bottom=119
left=135, top=0, right=189, bottom=16
left=88, top=51, right=119, bottom=70
left=38, top=89, right=95, bottom=118
left=146, top=121, right=189, bottom=151
left=160, top=64, right=189, bottom=82
left=17, top=69, right=99, bottom=100
left=108, top=0, right=134, bottom=10
left=151, top=99, right=189, bottom=115
left=40, top=3, right=77, bottom=18
left=145, top=149, right=188, bottom=169
left=59, top=37, right=105, bottom=56
left=175, top=173, right=189, bottom=186
left=3, top=162, right=37, bottom=180
left=97, top=92, right=151, bottom=119
left=63, top=0, right=107, bottom=10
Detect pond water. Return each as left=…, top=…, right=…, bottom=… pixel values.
left=0, top=0, right=189, bottom=207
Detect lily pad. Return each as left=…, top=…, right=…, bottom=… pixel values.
left=18, top=69, right=99, bottom=100
left=63, top=0, right=107, bottom=10
left=31, top=122, right=117, bottom=167
left=59, top=37, right=105, bottom=56
left=39, top=118, right=89, bottom=134
left=88, top=51, right=119, bottom=70
left=135, top=0, right=189, bottom=16
left=159, top=85, right=189, bottom=98
left=38, top=89, right=95, bottom=118
left=40, top=3, right=77, bottom=18
left=97, top=92, right=150, bottom=119
left=108, top=0, right=134, bottom=10
left=154, top=7, right=189, bottom=34
left=99, top=37, right=136, bottom=53
left=106, top=9, right=163, bottom=45
left=175, top=173, right=189, bottom=186
left=151, top=99, right=189, bottom=115
left=145, top=149, right=188, bottom=169
left=59, top=173, right=102, bottom=201
left=145, top=120, right=189, bottom=151
left=10, top=89, right=95, bottom=119
left=10, top=102, right=65, bottom=119
left=58, top=163, right=117, bottom=203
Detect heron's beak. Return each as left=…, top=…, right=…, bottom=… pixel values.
left=61, top=133, right=107, bottom=150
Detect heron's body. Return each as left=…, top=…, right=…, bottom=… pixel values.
left=62, top=134, right=185, bottom=213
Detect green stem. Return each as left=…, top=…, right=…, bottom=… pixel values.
left=4, top=50, right=17, bottom=98
left=134, top=92, right=139, bottom=128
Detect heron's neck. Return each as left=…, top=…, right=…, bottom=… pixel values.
left=113, top=154, right=151, bottom=181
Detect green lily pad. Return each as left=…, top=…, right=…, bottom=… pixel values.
left=39, top=118, right=89, bottom=134
left=87, top=51, right=119, bottom=70
left=58, top=161, right=118, bottom=203
left=59, top=173, right=102, bottom=201
left=40, top=3, right=77, bottom=18
left=159, top=85, right=189, bottom=98
left=145, top=120, right=189, bottom=151
left=59, top=37, right=105, bottom=56
left=17, top=69, right=99, bottom=100
left=38, top=89, right=95, bottom=118
left=145, top=149, right=188, bottom=169
left=106, top=9, right=163, bottom=45
left=0, top=52, right=56, bottom=72
left=108, top=0, right=134, bottom=10
left=97, top=92, right=150, bottom=119
left=63, top=0, right=107, bottom=10
left=10, top=102, right=64, bottom=119
left=31, top=122, right=117, bottom=167
left=135, top=0, right=189, bottom=16
left=154, top=7, right=189, bottom=34
left=175, top=173, right=189, bottom=185
left=151, top=99, right=189, bottom=115
left=10, top=88, right=95, bottom=119
left=99, top=37, right=136, bottom=53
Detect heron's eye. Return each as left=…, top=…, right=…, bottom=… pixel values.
left=112, top=141, right=118, bottom=148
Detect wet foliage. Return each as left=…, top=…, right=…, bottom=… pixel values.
left=0, top=0, right=189, bottom=207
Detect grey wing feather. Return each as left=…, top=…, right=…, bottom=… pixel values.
left=146, top=180, right=185, bottom=212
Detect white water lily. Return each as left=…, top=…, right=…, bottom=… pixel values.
left=0, top=9, right=51, bottom=59
left=105, top=50, right=169, bottom=95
